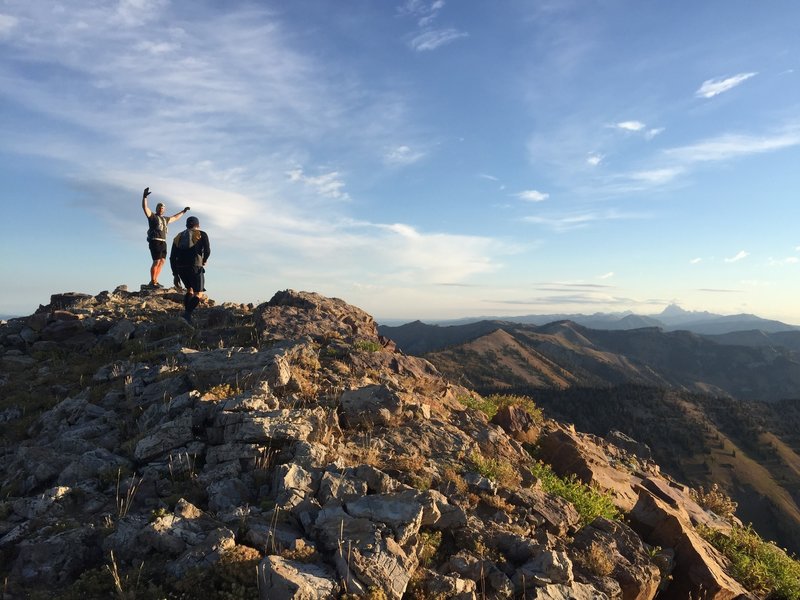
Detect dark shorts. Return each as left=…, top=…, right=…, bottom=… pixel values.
left=176, top=266, right=205, bottom=293
left=149, top=240, right=167, bottom=260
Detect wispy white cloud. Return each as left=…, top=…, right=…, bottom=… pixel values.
left=665, top=130, right=800, bottom=163
left=384, top=145, right=426, bottom=166
left=768, top=256, right=799, bottom=266
left=609, top=127, right=800, bottom=194
left=523, top=208, right=645, bottom=232
left=135, top=40, right=180, bottom=55
left=740, top=280, right=771, bottom=288
left=586, top=153, right=603, bottom=166
left=409, top=28, right=468, bottom=51
left=628, top=167, right=684, bottom=184
left=611, top=121, right=663, bottom=140
left=371, top=223, right=502, bottom=282
left=516, top=189, right=549, bottom=202
left=598, top=272, right=614, bottom=280
left=495, top=293, right=649, bottom=308
left=399, top=0, right=445, bottom=26
left=535, top=282, right=615, bottom=291
left=287, top=168, right=350, bottom=200
left=696, top=72, right=757, bottom=98
left=115, top=0, right=168, bottom=27
left=615, top=121, right=645, bottom=132
left=690, top=257, right=702, bottom=264
left=724, top=250, right=749, bottom=263
left=400, top=0, right=466, bottom=51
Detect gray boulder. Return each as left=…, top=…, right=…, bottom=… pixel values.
left=257, top=555, right=339, bottom=599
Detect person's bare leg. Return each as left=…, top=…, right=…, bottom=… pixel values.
left=152, top=258, right=166, bottom=285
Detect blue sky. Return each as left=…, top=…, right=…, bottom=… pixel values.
left=2, top=1, right=800, bottom=323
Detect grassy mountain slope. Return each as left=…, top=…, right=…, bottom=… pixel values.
left=390, top=322, right=800, bottom=556
left=386, top=319, right=800, bottom=402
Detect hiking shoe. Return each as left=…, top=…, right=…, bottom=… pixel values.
left=173, top=276, right=183, bottom=290
left=149, top=281, right=163, bottom=289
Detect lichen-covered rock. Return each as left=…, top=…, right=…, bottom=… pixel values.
left=258, top=555, right=339, bottom=599
left=339, top=384, right=403, bottom=427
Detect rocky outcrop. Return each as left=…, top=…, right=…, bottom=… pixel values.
left=630, top=491, right=749, bottom=600
left=0, top=288, right=764, bottom=598
left=536, top=423, right=754, bottom=599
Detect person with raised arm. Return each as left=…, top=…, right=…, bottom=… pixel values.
left=141, top=186, right=189, bottom=288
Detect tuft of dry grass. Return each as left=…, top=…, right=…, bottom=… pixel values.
left=691, top=483, right=738, bottom=521
left=576, top=542, right=614, bottom=577
left=471, top=451, right=521, bottom=489
left=479, top=492, right=515, bottom=514
left=439, top=465, right=468, bottom=495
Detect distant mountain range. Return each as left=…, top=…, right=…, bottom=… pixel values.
left=378, top=317, right=800, bottom=402
left=380, top=304, right=800, bottom=336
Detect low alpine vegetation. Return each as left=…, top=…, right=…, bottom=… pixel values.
left=471, top=451, right=521, bottom=488
left=691, top=483, right=738, bottom=521
left=698, top=524, right=800, bottom=599
left=458, top=393, right=543, bottom=422
left=530, top=460, right=620, bottom=526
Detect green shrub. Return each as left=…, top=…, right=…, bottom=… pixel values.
left=471, top=452, right=520, bottom=488
left=418, top=530, right=443, bottom=567
left=457, top=394, right=498, bottom=417
left=530, top=460, right=620, bottom=526
left=354, top=339, right=382, bottom=353
left=457, top=393, right=543, bottom=422
left=698, top=524, right=800, bottom=599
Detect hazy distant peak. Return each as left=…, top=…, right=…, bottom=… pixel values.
left=659, top=304, right=690, bottom=316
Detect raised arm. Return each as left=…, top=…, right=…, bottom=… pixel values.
left=167, top=206, right=191, bottom=224
left=141, top=187, right=153, bottom=217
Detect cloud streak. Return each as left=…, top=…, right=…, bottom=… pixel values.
left=724, top=250, right=749, bottom=263
left=523, top=209, right=647, bottom=232
left=516, top=190, right=549, bottom=202
left=665, top=130, right=800, bottom=163
left=615, top=121, right=645, bottom=131
left=696, top=72, right=757, bottom=98
left=400, top=0, right=467, bottom=51
left=287, top=169, right=350, bottom=201
left=409, top=28, right=468, bottom=51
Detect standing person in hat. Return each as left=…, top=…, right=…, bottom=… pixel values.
left=169, top=215, right=211, bottom=324
left=141, top=187, right=190, bottom=288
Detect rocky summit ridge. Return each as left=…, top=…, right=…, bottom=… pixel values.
left=0, top=287, right=770, bottom=599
